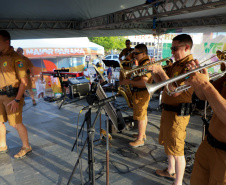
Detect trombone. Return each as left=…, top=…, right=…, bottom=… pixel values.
left=145, top=50, right=226, bottom=98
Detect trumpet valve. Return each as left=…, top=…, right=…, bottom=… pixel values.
left=217, top=50, right=226, bottom=60
left=221, top=62, right=226, bottom=72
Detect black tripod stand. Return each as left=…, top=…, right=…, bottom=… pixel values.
left=68, top=95, right=116, bottom=185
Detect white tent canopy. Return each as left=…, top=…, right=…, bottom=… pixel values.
left=11, top=37, right=103, bottom=49
left=11, top=38, right=104, bottom=58
left=1, top=0, right=226, bottom=39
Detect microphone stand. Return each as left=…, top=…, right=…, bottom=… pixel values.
left=68, top=106, right=102, bottom=185
left=105, top=113, right=110, bottom=185
left=68, top=95, right=116, bottom=185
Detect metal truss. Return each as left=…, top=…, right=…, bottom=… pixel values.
left=0, top=0, right=226, bottom=32
left=99, top=23, right=153, bottom=30
left=0, top=20, right=79, bottom=30
left=80, top=0, right=226, bottom=30
left=158, top=14, right=226, bottom=31
left=0, top=19, right=153, bottom=30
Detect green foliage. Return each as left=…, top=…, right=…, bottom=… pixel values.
left=89, top=36, right=127, bottom=54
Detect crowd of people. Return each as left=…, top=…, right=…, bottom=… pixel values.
left=0, top=29, right=225, bottom=184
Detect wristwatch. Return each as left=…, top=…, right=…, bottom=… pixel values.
left=14, top=99, right=20, bottom=103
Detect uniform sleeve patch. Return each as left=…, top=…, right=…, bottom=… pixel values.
left=173, top=72, right=178, bottom=77
left=16, top=60, right=24, bottom=68
left=3, top=61, right=7, bottom=67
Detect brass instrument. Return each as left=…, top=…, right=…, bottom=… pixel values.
left=145, top=50, right=226, bottom=98
left=123, top=57, right=171, bottom=78
left=92, top=65, right=106, bottom=81
left=120, top=59, right=134, bottom=65
left=117, top=62, right=133, bottom=108
left=120, top=50, right=134, bottom=61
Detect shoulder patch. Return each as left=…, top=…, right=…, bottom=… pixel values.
left=173, top=72, right=178, bottom=77
left=3, top=61, right=7, bottom=67
left=15, top=59, right=24, bottom=68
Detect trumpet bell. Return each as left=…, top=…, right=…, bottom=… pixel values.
left=145, top=82, right=158, bottom=99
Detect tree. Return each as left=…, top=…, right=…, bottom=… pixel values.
left=89, top=36, right=127, bottom=55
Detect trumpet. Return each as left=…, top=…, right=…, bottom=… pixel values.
left=120, top=59, right=134, bottom=65
left=123, top=57, right=172, bottom=77
left=145, top=51, right=226, bottom=98
left=120, top=50, right=134, bottom=61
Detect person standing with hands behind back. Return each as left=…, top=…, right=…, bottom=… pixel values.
left=0, top=30, right=32, bottom=158
left=148, top=34, right=194, bottom=185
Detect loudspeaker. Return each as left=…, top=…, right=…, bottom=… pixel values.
left=68, top=77, right=90, bottom=98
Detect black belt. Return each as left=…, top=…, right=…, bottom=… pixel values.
left=161, top=103, right=192, bottom=116
left=132, top=87, right=147, bottom=92
left=0, top=87, right=18, bottom=97
left=207, top=131, right=226, bottom=152
left=0, top=90, right=7, bottom=95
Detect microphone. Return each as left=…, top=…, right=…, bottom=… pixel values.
left=83, top=96, right=116, bottom=110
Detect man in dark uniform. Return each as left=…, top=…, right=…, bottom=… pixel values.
left=187, top=60, right=226, bottom=185
left=0, top=30, right=32, bottom=158
left=148, top=34, right=194, bottom=185
left=120, top=44, right=152, bottom=148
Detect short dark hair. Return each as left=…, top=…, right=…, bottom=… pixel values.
left=126, top=39, right=130, bottom=43
left=173, top=34, right=193, bottom=49
left=135, top=44, right=148, bottom=55
left=17, top=47, right=23, bottom=53
left=0, top=30, right=11, bottom=41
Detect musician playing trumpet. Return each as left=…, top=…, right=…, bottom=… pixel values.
left=119, top=39, right=134, bottom=81
left=147, top=34, right=194, bottom=185
left=119, top=39, right=134, bottom=63
left=186, top=60, right=226, bottom=185
left=120, top=44, right=152, bottom=148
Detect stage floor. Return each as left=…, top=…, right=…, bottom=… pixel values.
left=0, top=87, right=204, bottom=185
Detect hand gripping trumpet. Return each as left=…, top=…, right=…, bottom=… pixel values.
left=145, top=50, right=226, bottom=98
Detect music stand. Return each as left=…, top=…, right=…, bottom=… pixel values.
left=68, top=83, right=125, bottom=185
left=102, top=60, right=120, bottom=68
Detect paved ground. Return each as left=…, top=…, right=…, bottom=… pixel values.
left=0, top=65, right=205, bottom=185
